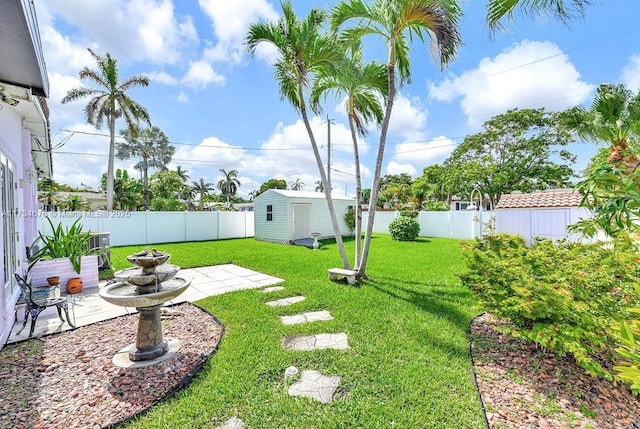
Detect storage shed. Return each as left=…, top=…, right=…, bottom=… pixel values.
left=254, top=189, right=355, bottom=244
left=494, top=189, right=593, bottom=246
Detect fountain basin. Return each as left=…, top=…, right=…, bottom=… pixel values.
left=99, top=278, right=191, bottom=308
left=126, top=253, right=171, bottom=270
left=114, top=264, right=180, bottom=286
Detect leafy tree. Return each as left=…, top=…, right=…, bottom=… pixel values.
left=38, top=177, right=60, bottom=210
left=62, top=48, right=150, bottom=211
left=149, top=170, right=186, bottom=204
left=332, top=0, right=462, bottom=278
left=101, top=169, right=143, bottom=210
left=192, top=177, right=215, bottom=210
left=311, top=42, right=387, bottom=267
left=117, top=125, right=174, bottom=210
left=487, top=0, right=590, bottom=32
left=258, top=178, right=287, bottom=195
left=444, top=108, right=575, bottom=208
left=217, top=169, right=241, bottom=207
left=247, top=1, right=351, bottom=269
left=58, top=194, right=90, bottom=211
left=289, top=178, right=305, bottom=191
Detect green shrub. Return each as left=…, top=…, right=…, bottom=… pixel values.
left=400, top=210, right=418, bottom=218
left=344, top=209, right=356, bottom=232
left=389, top=216, right=420, bottom=241
left=461, top=234, right=640, bottom=377
left=614, top=283, right=640, bottom=395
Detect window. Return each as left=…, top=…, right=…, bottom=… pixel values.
left=455, top=202, right=469, bottom=211
left=266, top=204, right=273, bottom=221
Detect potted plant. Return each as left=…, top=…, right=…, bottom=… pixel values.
left=28, top=217, right=99, bottom=292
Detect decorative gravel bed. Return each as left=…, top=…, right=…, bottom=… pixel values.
left=470, top=313, right=640, bottom=429
left=0, top=303, right=223, bottom=429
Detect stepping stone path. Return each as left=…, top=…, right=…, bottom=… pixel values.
left=265, top=296, right=305, bottom=307
left=280, top=310, right=333, bottom=325
left=282, top=333, right=349, bottom=351
left=217, top=416, right=244, bottom=429
left=261, top=286, right=285, bottom=293
left=288, top=370, right=342, bottom=404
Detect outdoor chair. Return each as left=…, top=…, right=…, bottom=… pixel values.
left=14, top=273, right=75, bottom=338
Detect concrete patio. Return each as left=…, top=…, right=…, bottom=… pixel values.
left=7, top=264, right=283, bottom=344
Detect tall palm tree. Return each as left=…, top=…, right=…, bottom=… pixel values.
left=117, top=125, right=175, bottom=210
left=247, top=1, right=352, bottom=269
left=289, top=178, right=305, bottom=191
left=217, top=169, right=241, bottom=207
left=561, top=83, right=640, bottom=170
left=192, top=177, right=214, bottom=210
left=311, top=42, right=387, bottom=270
left=62, top=48, right=150, bottom=211
left=332, top=0, right=462, bottom=278
left=487, top=0, right=590, bottom=31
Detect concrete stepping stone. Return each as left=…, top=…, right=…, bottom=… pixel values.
left=288, top=370, right=341, bottom=404
left=281, top=310, right=333, bottom=325
left=261, top=286, right=285, bottom=293
left=217, top=416, right=244, bottom=429
left=282, top=333, right=349, bottom=351
left=266, top=296, right=305, bottom=307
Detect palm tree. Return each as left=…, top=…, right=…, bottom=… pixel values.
left=314, top=180, right=324, bottom=192
left=59, top=195, right=90, bottom=211
left=248, top=190, right=259, bottom=202
left=332, top=0, right=462, bottom=277
left=175, top=165, right=190, bottom=183
left=561, top=83, right=640, bottom=170
left=217, top=169, right=241, bottom=207
left=247, top=1, right=351, bottom=269
left=311, top=42, right=387, bottom=270
left=192, top=177, right=214, bottom=210
left=487, top=0, right=590, bottom=31
left=62, top=49, right=150, bottom=211
left=289, top=178, right=305, bottom=191
left=117, top=125, right=175, bottom=210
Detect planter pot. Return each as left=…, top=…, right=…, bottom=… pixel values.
left=47, top=276, right=60, bottom=286
left=66, top=277, right=83, bottom=294
left=28, top=256, right=99, bottom=290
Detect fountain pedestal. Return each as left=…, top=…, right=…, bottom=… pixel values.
left=131, top=304, right=169, bottom=361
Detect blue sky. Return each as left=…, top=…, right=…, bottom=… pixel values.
left=35, top=0, right=640, bottom=198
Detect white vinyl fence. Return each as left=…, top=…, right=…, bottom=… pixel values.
left=35, top=209, right=492, bottom=247
left=36, top=211, right=255, bottom=246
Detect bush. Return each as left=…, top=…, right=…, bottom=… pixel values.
left=400, top=210, right=418, bottom=218
left=461, top=234, right=640, bottom=377
left=614, top=283, right=640, bottom=395
left=389, top=216, right=420, bottom=241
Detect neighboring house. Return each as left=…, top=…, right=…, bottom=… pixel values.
left=205, top=202, right=254, bottom=212
left=0, top=0, right=52, bottom=346
left=52, top=191, right=107, bottom=210
left=254, top=189, right=354, bottom=244
left=450, top=195, right=492, bottom=211
left=494, top=189, right=592, bottom=246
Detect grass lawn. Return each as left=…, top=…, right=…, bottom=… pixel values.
left=111, top=235, right=486, bottom=428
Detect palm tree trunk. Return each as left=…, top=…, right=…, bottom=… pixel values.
left=300, top=98, right=351, bottom=269
left=348, top=114, right=362, bottom=269
left=143, top=157, right=149, bottom=211
left=106, top=107, right=116, bottom=211
left=358, top=65, right=397, bottom=278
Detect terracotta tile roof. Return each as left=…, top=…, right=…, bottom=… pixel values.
left=496, top=190, right=583, bottom=209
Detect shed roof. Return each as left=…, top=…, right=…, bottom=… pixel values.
left=496, top=189, right=583, bottom=209
left=258, top=189, right=354, bottom=201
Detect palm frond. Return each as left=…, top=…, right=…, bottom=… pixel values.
left=487, top=0, right=591, bottom=31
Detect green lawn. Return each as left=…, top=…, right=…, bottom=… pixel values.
left=112, top=235, right=486, bottom=428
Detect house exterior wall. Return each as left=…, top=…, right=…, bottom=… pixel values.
left=254, top=190, right=354, bottom=243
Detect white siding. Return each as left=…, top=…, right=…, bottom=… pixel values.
left=254, top=191, right=290, bottom=242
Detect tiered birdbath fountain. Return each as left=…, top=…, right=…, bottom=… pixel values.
left=99, top=248, right=190, bottom=367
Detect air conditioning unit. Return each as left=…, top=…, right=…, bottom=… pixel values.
left=88, top=232, right=110, bottom=271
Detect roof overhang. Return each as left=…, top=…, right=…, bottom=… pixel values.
left=0, top=0, right=49, bottom=97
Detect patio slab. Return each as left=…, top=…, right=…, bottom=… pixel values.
left=6, top=264, right=283, bottom=344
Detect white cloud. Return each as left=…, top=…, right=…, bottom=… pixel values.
left=37, top=0, right=198, bottom=66
left=388, top=94, right=428, bottom=140
left=429, top=40, right=594, bottom=127
left=147, top=71, right=179, bottom=86
left=197, top=0, right=279, bottom=65
left=176, top=91, right=189, bottom=103
left=393, top=136, right=457, bottom=165
left=621, top=54, right=640, bottom=92
left=181, top=61, right=226, bottom=88
left=386, top=161, right=416, bottom=177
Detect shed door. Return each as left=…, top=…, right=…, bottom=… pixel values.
left=292, top=204, right=311, bottom=240
left=532, top=209, right=569, bottom=242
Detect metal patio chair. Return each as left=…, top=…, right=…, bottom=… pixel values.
left=14, top=273, right=75, bottom=338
